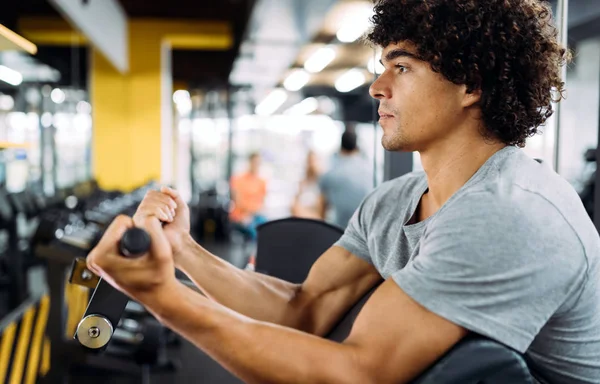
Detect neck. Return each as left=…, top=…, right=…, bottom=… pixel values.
left=419, top=133, right=507, bottom=211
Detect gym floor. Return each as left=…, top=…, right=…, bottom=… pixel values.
left=37, top=239, right=250, bottom=384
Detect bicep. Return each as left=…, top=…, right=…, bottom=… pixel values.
left=344, top=279, right=468, bottom=383
left=298, top=246, right=382, bottom=336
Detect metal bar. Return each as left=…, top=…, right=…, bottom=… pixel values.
left=226, top=86, right=235, bottom=182
left=372, top=48, right=379, bottom=188
left=189, top=92, right=197, bottom=203
left=553, top=0, right=569, bottom=172
left=384, top=151, right=414, bottom=181
left=595, top=59, right=600, bottom=233
left=75, top=279, right=130, bottom=343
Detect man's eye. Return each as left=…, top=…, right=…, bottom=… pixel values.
left=396, top=65, right=408, bottom=73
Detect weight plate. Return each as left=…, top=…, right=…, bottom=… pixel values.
left=76, top=314, right=114, bottom=349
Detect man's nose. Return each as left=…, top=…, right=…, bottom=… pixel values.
left=369, top=74, right=389, bottom=100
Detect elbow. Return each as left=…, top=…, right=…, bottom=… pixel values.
left=285, top=284, right=328, bottom=335
left=336, top=357, right=380, bottom=384
left=283, top=284, right=313, bottom=331
left=342, top=346, right=402, bottom=384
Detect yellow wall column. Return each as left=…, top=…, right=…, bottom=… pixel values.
left=91, top=50, right=133, bottom=190
left=91, top=20, right=231, bottom=191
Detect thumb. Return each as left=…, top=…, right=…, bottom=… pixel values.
left=138, top=216, right=172, bottom=261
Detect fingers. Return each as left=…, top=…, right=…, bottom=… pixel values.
left=152, top=190, right=178, bottom=211
left=161, top=186, right=186, bottom=210
left=87, top=215, right=134, bottom=272
left=134, top=190, right=178, bottom=226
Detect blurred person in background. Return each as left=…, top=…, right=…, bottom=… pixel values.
left=319, top=129, right=373, bottom=228
left=291, top=150, right=323, bottom=220
left=229, top=152, right=268, bottom=240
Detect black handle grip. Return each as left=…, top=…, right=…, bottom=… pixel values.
left=119, top=227, right=151, bottom=257
left=75, top=227, right=152, bottom=349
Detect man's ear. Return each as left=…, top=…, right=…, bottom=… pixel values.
left=462, top=86, right=482, bottom=108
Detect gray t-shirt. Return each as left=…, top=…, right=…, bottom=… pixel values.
left=336, top=146, right=600, bottom=384
left=320, top=154, right=373, bottom=228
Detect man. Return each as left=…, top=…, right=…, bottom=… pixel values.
left=229, top=152, right=268, bottom=240
left=319, top=129, right=373, bottom=228
left=87, top=1, right=600, bottom=383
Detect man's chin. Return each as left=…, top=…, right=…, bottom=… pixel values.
left=382, top=137, right=405, bottom=152
left=383, top=140, right=418, bottom=153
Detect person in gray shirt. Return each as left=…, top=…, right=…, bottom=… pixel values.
left=85, top=1, right=599, bottom=383
left=319, top=130, right=373, bottom=228
left=338, top=147, right=600, bottom=383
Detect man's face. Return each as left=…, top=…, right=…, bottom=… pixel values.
left=369, top=41, right=473, bottom=152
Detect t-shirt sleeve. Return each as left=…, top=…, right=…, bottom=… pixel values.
left=393, top=190, right=588, bottom=353
left=334, top=191, right=374, bottom=264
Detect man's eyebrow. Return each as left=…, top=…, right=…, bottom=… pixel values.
left=379, top=49, right=423, bottom=65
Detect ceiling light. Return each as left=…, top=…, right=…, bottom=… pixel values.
left=255, top=89, right=288, bottom=116
left=335, top=69, right=366, bottom=93
left=284, top=97, right=319, bottom=115
left=0, top=95, right=14, bottom=111
left=76, top=101, right=92, bottom=114
left=51, top=88, right=66, bottom=104
left=41, top=112, right=53, bottom=128
left=367, top=57, right=385, bottom=74
left=337, top=19, right=371, bottom=43
left=336, top=3, right=374, bottom=43
left=304, top=46, right=336, bottom=74
left=173, top=90, right=190, bottom=104
left=284, top=70, right=310, bottom=92
left=173, top=90, right=192, bottom=115
left=0, top=65, right=23, bottom=86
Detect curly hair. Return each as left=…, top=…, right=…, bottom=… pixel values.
left=367, top=0, right=569, bottom=147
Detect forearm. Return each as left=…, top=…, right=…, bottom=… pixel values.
left=175, top=235, right=309, bottom=329
left=146, top=282, right=372, bottom=384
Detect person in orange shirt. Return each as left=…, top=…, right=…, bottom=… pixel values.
left=229, top=152, right=268, bottom=240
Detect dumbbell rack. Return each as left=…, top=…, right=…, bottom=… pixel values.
left=34, top=183, right=164, bottom=383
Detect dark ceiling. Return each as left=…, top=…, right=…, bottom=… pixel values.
left=120, top=0, right=256, bottom=88
left=1, top=0, right=256, bottom=89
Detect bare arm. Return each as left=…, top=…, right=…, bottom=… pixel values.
left=176, top=239, right=382, bottom=335
left=92, top=210, right=468, bottom=384
left=144, top=278, right=467, bottom=384
left=135, top=188, right=379, bottom=334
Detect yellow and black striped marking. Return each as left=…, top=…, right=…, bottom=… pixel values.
left=0, top=295, right=50, bottom=384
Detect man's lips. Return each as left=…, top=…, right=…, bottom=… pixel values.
left=378, top=111, right=394, bottom=118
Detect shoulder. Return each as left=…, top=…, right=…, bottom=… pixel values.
left=435, top=186, right=572, bottom=234
left=428, top=186, right=587, bottom=270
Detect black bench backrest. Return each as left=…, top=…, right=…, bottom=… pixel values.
left=256, top=218, right=344, bottom=284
